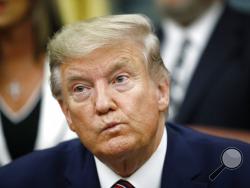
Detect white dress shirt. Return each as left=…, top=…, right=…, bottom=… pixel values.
left=161, top=1, right=224, bottom=120
left=95, top=127, right=167, bottom=188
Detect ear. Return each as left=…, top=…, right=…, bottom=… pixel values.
left=156, top=79, right=169, bottom=112
left=58, top=99, right=76, bottom=132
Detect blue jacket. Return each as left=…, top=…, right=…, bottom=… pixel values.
left=0, top=123, right=249, bottom=188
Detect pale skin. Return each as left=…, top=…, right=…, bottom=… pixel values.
left=59, top=42, right=169, bottom=177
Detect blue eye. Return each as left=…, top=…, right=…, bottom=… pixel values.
left=72, top=84, right=91, bottom=101
left=73, top=85, right=88, bottom=93
left=115, top=75, right=128, bottom=83
left=112, top=74, right=132, bottom=92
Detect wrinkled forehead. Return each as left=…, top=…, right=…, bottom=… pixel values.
left=60, top=43, right=147, bottom=81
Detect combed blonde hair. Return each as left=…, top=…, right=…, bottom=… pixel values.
left=47, top=14, right=169, bottom=99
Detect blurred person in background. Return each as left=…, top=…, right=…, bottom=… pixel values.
left=155, top=0, right=250, bottom=130
left=0, top=0, right=75, bottom=166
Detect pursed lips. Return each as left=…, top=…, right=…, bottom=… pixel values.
left=102, top=122, right=124, bottom=132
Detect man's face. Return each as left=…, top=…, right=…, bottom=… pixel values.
left=59, top=42, right=168, bottom=161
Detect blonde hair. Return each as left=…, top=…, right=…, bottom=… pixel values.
left=47, top=14, right=169, bottom=99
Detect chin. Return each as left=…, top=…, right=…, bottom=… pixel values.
left=96, top=136, right=136, bottom=160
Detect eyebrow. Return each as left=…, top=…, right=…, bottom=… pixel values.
left=107, top=58, right=132, bottom=74
left=65, top=58, right=135, bottom=84
left=65, top=68, right=90, bottom=84
left=102, top=58, right=138, bottom=79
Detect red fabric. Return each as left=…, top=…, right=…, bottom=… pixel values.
left=111, top=179, right=135, bottom=188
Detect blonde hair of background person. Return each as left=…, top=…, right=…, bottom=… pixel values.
left=0, top=0, right=75, bottom=166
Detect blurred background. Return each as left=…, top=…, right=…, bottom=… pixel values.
left=56, top=0, right=250, bottom=25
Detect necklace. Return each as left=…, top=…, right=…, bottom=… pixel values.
left=8, top=81, right=22, bottom=101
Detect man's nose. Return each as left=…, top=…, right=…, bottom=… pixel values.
left=94, top=82, right=117, bottom=115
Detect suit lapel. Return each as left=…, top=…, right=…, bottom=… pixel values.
left=161, top=123, right=209, bottom=188
left=64, top=142, right=100, bottom=188
left=176, top=5, right=242, bottom=123
left=63, top=124, right=212, bottom=188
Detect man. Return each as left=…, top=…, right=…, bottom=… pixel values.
left=0, top=14, right=249, bottom=188
left=156, top=0, right=250, bottom=129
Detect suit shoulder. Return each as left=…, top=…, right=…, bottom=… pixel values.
left=167, top=122, right=250, bottom=153
left=166, top=123, right=250, bottom=187
left=0, top=138, right=82, bottom=169
left=0, top=139, right=84, bottom=187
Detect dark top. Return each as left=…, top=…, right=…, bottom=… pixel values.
left=1, top=97, right=42, bottom=159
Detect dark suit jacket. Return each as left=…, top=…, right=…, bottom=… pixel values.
left=0, top=123, right=249, bottom=188
left=158, top=4, right=250, bottom=129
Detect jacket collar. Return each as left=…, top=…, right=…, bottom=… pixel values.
left=63, top=123, right=211, bottom=188
left=161, top=123, right=209, bottom=188
left=64, top=141, right=100, bottom=188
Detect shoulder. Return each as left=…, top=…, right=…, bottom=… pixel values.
left=166, top=123, right=250, bottom=187
left=167, top=122, right=250, bottom=151
left=0, top=138, right=83, bottom=170
left=167, top=122, right=250, bottom=172
left=167, top=122, right=250, bottom=166
left=0, top=139, right=85, bottom=187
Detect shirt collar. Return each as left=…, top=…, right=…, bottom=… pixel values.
left=95, top=127, right=167, bottom=188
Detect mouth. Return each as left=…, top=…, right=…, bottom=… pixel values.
left=102, top=122, right=125, bottom=133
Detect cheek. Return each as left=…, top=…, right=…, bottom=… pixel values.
left=69, top=105, right=99, bottom=150
left=67, top=99, right=96, bottom=135
left=119, top=85, right=159, bottom=128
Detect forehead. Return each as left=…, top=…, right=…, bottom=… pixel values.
left=61, top=43, right=146, bottom=80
